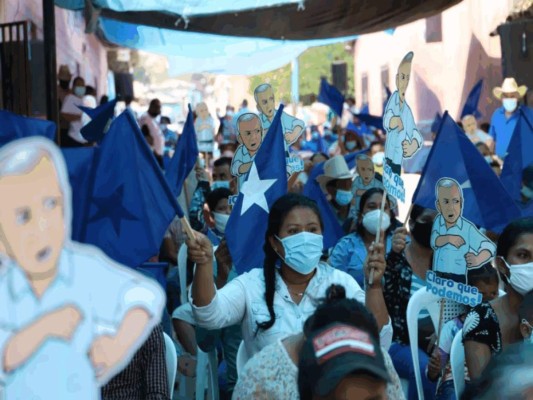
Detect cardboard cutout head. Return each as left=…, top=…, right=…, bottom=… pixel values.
left=435, top=178, right=463, bottom=227
left=195, top=102, right=210, bottom=120
left=236, top=113, right=263, bottom=155
left=254, top=84, right=276, bottom=119
left=396, top=52, right=413, bottom=103
left=356, top=154, right=376, bottom=186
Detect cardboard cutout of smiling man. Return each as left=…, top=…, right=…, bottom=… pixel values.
left=430, top=177, right=496, bottom=284
left=383, top=52, right=423, bottom=176
left=0, top=137, right=164, bottom=399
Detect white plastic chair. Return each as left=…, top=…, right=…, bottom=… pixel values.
left=406, top=288, right=442, bottom=400
left=236, top=340, right=249, bottom=377
left=177, top=244, right=188, bottom=305
left=163, top=332, right=178, bottom=399
left=450, top=328, right=465, bottom=398
left=195, top=347, right=219, bottom=400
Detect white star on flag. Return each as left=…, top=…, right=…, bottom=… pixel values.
left=240, top=162, right=277, bottom=215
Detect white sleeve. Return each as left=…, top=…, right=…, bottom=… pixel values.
left=61, top=95, right=81, bottom=115
left=189, top=275, right=247, bottom=330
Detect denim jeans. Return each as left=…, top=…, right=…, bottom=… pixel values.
left=436, top=380, right=456, bottom=400
left=389, top=342, right=437, bottom=400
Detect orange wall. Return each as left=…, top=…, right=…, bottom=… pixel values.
left=353, top=0, right=514, bottom=131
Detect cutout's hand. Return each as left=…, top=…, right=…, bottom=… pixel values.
left=449, top=235, right=465, bottom=248
left=401, top=139, right=418, bottom=157
left=465, top=252, right=481, bottom=268
left=391, top=227, right=408, bottom=254
left=186, top=231, right=213, bottom=265
left=47, top=305, right=83, bottom=340
left=391, top=116, right=403, bottom=131
left=90, top=335, right=122, bottom=378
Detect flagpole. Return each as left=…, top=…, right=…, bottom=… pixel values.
left=369, top=191, right=388, bottom=285
left=403, top=203, right=413, bottom=226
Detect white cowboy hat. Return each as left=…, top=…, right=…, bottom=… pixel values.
left=316, top=155, right=352, bottom=191
left=493, top=77, right=527, bottom=99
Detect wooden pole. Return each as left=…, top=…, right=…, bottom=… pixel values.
left=42, top=0, right=59, bottom=142
left=369, top=191, right=387, bottom=285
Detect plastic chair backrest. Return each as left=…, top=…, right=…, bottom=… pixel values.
left=236, top=340, right=249, bottom=377
left=177, top=244, right=188, bottom=305
left=195, top=347, right=219, bottom=400
left=450, top=328, right=465, bottom=398
left=406, top=288, right=441, bottom=400
left=163, top=332, right=178, bottom=399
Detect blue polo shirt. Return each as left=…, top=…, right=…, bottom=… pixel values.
left=489, top=106, right=519, bottom=158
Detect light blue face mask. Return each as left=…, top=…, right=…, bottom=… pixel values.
left=211, top=180, right=230, bottom=190
left=345, top=141, right=358, bottom=151
left=276, top=232, right=323, bottom=275
left=521, top=185, right=533, bottom=200
left=335, top=189, right=353, bottom=206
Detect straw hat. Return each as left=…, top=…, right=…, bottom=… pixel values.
left=58, top=65, right=72, bottom=81
left=316, top=155, right=352, bottom=191
left=493, top=77, right=527, bottom=99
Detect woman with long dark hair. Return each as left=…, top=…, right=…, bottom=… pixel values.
left=187, top=193, right=391, bottom=358
left=329, top=187, right=400, bottom=287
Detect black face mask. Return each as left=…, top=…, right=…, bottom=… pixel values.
left=411, top=221, right=433, bottom=248
left=59, top=80, right=70, bottom=90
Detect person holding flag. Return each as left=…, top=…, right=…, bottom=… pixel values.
left=186, top=107, right=392, bottom=359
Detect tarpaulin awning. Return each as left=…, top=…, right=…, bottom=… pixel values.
left=58, top=0, right=462, bottom=40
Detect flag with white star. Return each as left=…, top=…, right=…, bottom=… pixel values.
left=66, top=111, right=182, bottom=267
left=412, top=111, right=520, bottom=233
left=226, top=105, right=288, bottom=274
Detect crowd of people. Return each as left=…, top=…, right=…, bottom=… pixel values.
left=25, top=66, right=533, bottom=400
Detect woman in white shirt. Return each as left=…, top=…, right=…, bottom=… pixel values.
left=187, top=193, right=392, bottom=358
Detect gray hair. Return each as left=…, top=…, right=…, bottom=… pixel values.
left=0, top=137, right=72, bottom=240
left=435, top=177, right=463, bottom=201
left=356, top=154, right=371, bottom=162
left=401, top=51, right=414, bottom=65
left=254, top=83, right=273, bottom=103
left=236, top=112, right=261, bottom=138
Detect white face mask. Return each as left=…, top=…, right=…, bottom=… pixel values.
left=211, top=180, right=230, bottom=190
left=372, top=152, right=385, bottom=166
left=213, top=212, right=230, bottom=233
left=362, top=209, right=391, bottom=235
left=276, top=232, right=323, bottom=275
left=505, top=260, right=533, bottom=295
left=502, top=98, right=518, bottom=113
left=345, top=141, right=357, bottom=151
left=484, top=155, right=492, bottom=164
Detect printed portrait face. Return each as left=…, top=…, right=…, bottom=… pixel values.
left=256, top=87, right=276, bottom=119
left=462, top=115, right=477, bottom=135
left=436, top=184, right=462, bottom=226
left=356, top=158, right=375, bottom=186
left=196, top=102, right=209, bottom=119
left=396, top=61, right=412, bottom=103
left=0, top=157, right=65, bottom=276
left=238, top=115, right=263, bottom=155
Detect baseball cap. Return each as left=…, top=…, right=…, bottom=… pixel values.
left=299, top=322, right=390, bottom=397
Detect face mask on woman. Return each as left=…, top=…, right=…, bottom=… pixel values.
left=521, top=185, right=533, bottom=200
left=335, top=189, right=353, bottom=206
left=276, top=232, right=323, bottom=275
left=362, top=209, right=390, bottom=235
left=502, top=98, right=518, bottom=113
left=213, top=212, right=230, bottom=233
left=502, top=259, right=533, bottom=295
left=345, top=141, right=358, bottom=151
left=74, top=86, right=86, bottom=97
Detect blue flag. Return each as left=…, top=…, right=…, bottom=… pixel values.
left=412, top=112, right=521, bottom=233
left=78, top=99, right=117, bottom=143
left=62, top=147, right=97, bottom=241
left=303, top=150, right=364, bottom=249
left=165, top=104, right=198, bottom=199
left=460, top=79, right=483, bottom=119
left=226, top=106, right=288, bottom=274
left=431, top=112, right=443, bottom=133
left=318, top=78, right=344, bottom=117
left=353, top=113, right=384, bottom=131
left=500, top=108, right=533, bottom=202
left=0, top=110, right=55, bottom=146
left=69, top=111, right=182, bottom=267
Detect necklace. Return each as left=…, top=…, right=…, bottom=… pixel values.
left=288, top=289, right=304, bottom=297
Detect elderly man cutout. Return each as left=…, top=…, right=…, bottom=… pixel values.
left=383, top=52, right=423, bottom=175
left=0, top=138, right=164, bottom=399
left=430, top=178, right=496, bottom=284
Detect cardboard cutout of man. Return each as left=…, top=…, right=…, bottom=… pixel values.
left=350, top=154, right=384, bottom=218
left=231, top=112, right=263, bottom=178
left=254, top=83, right=305, bottom=150
left=430, top=177, right=496, bottom=283
left=383, top=52, right=423, bottom=175
left=0, top=138, right=164, bottom=399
